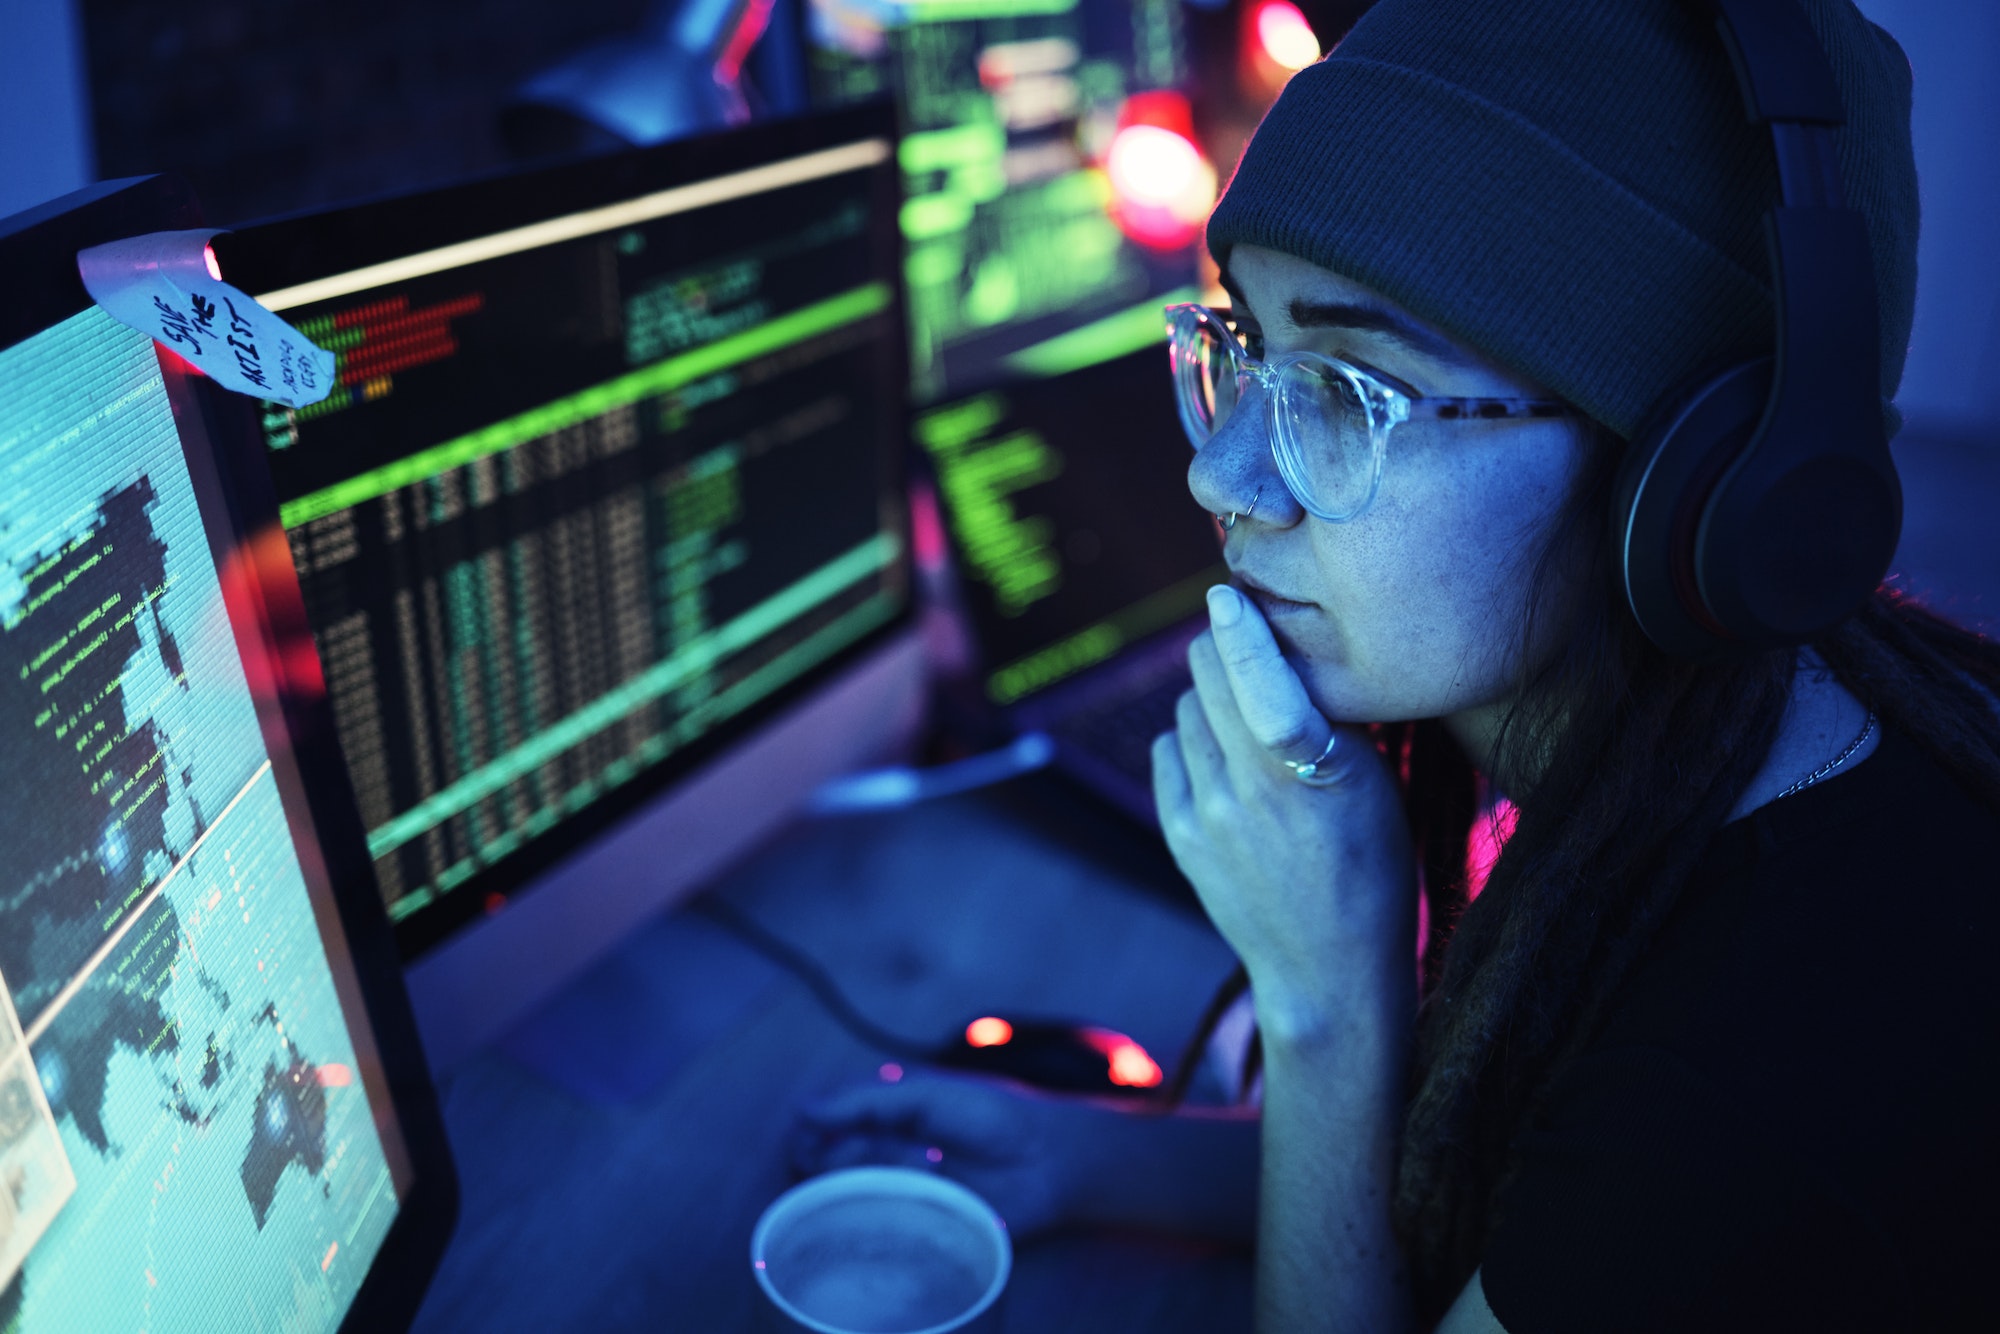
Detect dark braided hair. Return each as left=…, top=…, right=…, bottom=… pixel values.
left=1161, top=422, right=2000, bottom=1322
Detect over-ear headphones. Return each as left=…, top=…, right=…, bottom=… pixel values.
left=1612, top=0, right=1902, bottom=661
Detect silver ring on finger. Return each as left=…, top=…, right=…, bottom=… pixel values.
left=1284, top=733, right=1340, bottom=785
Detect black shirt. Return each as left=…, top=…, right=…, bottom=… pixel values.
left=1482, top=726, right=2000, bottom=1332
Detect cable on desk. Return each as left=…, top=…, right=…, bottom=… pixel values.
left=805, top=731, right=1056, bottom=814
left=691, top=896, right=937, bottom=1060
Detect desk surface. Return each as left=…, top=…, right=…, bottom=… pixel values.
left=411, top=780, right=1251, bottom=1332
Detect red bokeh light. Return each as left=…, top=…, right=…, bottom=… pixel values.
left=1078, top=1027, right=1165, bottom=1089
left=1106, top=1042, right=1164, bottom=1088
left=1105, top=91, right=1215, bottom=252
left=966, top=1016, right=1014, bottom=1048
left=1255, top=1, right=1321, bottom=72
left=1240, top=0, right=1322, bottom=102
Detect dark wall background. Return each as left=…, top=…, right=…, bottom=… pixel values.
left=56, top=0, right=1995, bottom=429
left=78, top=0, right=1374, bottom=229
left=82, top=0, right=654, bottom=225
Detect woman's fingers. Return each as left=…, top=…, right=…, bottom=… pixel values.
left=1151, top=729, right=1192, bottom=830
left=797, top=1080, right=932, bottom=1137
left=793, top=1082, right=962, bottom=1175
left=798, top=1130, right=945, bottom=1177
left=794, top=1075, right=1071, bottom=1238
left=1185, top=631, right=1245, bottom=752
left=1202, top=584, right=1333, bottom=764
left=1173, top=682, right=1226, bottom=806
left=796, top=1073, right=1034, bottom=1156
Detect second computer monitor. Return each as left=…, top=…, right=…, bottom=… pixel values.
left=805, top=0, right=1203, bottom=402
left=218, top=106, right=915, bottom=970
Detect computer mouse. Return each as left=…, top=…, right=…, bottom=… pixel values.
left=932, top=1015, right=1165, bottom=1097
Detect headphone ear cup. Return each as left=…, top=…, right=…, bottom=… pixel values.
left=1612, top=359, right=1774, bottom=661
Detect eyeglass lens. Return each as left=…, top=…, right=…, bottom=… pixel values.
left=1274, top=358, right=1378, bottom=519
left=1175, top=314, right=1382, bottom=520
left=1174, top=317, right=1240, bottom=442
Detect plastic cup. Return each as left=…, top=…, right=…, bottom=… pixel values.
left=750, top=1167, right=1012, bottom=1334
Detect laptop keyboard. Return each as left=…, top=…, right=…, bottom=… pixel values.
left=1049, top=668, right=1189, bottom=791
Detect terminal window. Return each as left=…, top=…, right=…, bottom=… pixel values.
left=253, top=148, right=908, bottom=949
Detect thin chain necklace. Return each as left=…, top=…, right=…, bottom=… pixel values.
left=1774, top=710, right=1878, bottom=800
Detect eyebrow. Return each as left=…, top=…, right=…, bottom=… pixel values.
left=1285, top=298, right=1470, bottom=365
left=1216, top=262, right=1469, bottom=367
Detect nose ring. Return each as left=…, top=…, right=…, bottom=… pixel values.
left=1219, top=485, right=1262, bottom=532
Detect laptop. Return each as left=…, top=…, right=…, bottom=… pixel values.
left=915, top=343, right=1226, bottom=824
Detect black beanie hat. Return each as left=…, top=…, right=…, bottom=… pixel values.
left=1205, top=0, right=1920, bottom=439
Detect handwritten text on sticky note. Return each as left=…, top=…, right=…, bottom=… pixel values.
left=76, top=229, right=335, bottom=409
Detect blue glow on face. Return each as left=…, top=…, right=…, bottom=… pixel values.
left=262, top=1095, right=289, bottom=1140
left=35, top=1048, right=67, bottom=1108
left=99, top=822, right=128, bottom=873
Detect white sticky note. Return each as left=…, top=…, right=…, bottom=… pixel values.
left=76, top=228, right=336, bottom=408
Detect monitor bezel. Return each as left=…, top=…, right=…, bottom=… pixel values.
left=0, top=175, right=460, bottom=1332
left=214, top=102, right=916, bottom=960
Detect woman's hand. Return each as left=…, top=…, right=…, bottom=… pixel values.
left=1152, top=585, right=1418, bottom=1041
left=792, top=1070, right=1264, bottom=1244
left=792, top=1070, right=1077, bottom=1237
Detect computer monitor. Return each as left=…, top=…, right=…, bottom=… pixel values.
left=804, top=0, right=1202, bottom=401
left=216, top=105, right=923, bottom=1069
left=0, top=176, right=455, bottom=1329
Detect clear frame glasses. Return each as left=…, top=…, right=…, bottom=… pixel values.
left=1165, top=303, right=1575, bottom=522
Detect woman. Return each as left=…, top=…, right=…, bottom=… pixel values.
left=796, top=1, right=2000, bottom=1328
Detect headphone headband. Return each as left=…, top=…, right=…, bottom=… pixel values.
left=1613, top=0, right=1899, bottom=660
left=1696, top=0, right=1845, bottom=125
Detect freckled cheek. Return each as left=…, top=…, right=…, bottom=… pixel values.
left=1422, top=446, right=1590, bottom=667
left=1297, top=508, right=1460, bottom=659
left=1278, top=437, right=1589, bottom=717
left=1303, top=491, right=1532, bottom=680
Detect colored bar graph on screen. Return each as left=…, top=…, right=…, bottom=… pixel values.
left=286, top=293, right=486, bottom=425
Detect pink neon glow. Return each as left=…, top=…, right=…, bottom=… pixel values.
left=315, top=1064, right=353, bottom=1088
left=1255, top=1, right=1321, bottom=72
left=1466, top=798, right=1519, bottom=900
left=879, top=1062, right=904, bottom=1082
left=908, top=479, right=947, bottom=572
left=925, top=1146, right=944, bottom=1164
left=1111, top=199, right=1207, bottom=251
left=714, top=0, right=777, bottom=86
left=203, top=244, right=222, bottom=282
left=213, top=524, right=328, bottom=703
